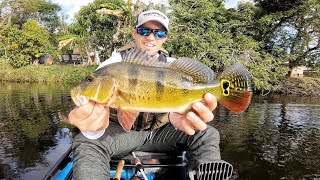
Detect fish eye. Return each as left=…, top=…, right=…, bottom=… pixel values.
left=85, top=75, right=94, bottom=82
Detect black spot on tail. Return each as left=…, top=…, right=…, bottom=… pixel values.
left=222, top=80, right=230, bottom=96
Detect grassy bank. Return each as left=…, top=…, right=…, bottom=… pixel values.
left=274, top=77, right=320, bottom=97
left=0, top=62, right=96, bottom=84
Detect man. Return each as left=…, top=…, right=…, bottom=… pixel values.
left=68, top=9, right=221, bottom=179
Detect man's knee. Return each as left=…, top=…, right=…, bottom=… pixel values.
left=202, top=125, right=220, bottom=140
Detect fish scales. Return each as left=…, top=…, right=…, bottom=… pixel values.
left=103, top=62, right=218, bottom=112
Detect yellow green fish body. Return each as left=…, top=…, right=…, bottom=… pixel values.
left=71, top=49, right=253, bottom=114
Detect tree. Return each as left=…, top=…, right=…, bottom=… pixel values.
left=166, top=0, right=287, bottom=91
left=253, top=0, right=320, bottom=73
left=66, top=0, right=153, bottom=62
left=0, top=20, right=56, bottom=68
left=96, top=0, right=134, bottom=44
left=0, top=0, right=61, bottom=32
left=66, top=0, right=135, bottom=61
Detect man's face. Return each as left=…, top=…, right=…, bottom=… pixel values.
left=131, top=21, right=167, bottom=56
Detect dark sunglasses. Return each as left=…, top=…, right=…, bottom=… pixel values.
left=137, top=27, right=167, bottom=39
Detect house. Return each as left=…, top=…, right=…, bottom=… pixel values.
left=59, top=46, right=84, bottom=65
left=290, top=66, right=308, bottom=77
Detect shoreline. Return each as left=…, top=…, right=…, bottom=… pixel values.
left=1, top=63, right=319, bottom=98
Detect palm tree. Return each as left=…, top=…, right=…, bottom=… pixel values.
left=96, top=0, right=137, bottom=45
left=58, top=33, right=95, bottom=66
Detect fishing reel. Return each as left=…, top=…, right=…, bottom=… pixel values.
left=130, top=175, right=144, bottom=180
left=131, top=152, right=149, bottom=180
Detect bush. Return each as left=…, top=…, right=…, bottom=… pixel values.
left=0, top=20, right=56, bottom=68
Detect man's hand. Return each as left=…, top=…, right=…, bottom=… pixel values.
left=169, top=93, right=217, bottom=135
left=68, top=101, right=110, bottom=131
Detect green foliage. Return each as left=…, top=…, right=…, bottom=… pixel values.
left=69, top=0, right=132, bottom=60
left=166, top=0, right=287, bottom=91
left=254, top=0, right=305, bottom=13
left=166, top=0, right=227, bottom=64
left=252, top=0, right=320, bottom=68
left=0, top=0, right=61, bottom=31
left=0, top=20, right=56, bottom=68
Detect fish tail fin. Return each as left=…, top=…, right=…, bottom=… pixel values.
left=216, top=62, right=253, bottom=113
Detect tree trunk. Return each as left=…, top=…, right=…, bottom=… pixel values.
left=113, top=18, right=122, bottom=43
left=84, top=46, right=94, bottom=66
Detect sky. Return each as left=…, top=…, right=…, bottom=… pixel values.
left=51, top=0, right=248, bottom=23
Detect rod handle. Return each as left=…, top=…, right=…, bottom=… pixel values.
left=113, top=160, right=125, bottom=180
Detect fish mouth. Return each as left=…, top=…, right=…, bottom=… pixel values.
left=71, top=87, right=89, bottom=106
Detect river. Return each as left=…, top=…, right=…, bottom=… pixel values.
left=0, top=82, right=319, bottom=179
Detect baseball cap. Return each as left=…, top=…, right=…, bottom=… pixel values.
left=136, top=10, right=169, bottom=31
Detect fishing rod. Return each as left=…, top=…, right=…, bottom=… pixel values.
left=131, top=152, right=148, bottom=180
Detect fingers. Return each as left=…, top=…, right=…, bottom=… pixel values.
left=170, top=93, right=218, bottom=135
left=180, top=118, right=196, bottom=135
left=191, top=93, right=217, bottom=123
left=68, top=101, right=110, bottom=131
left=191, top=102, right=213, bottom=123
left=177, top=113, right=207, bottom=135
left=68, top=101, right=95, bottom=125
left=203, top=93, right=217, bottom=111
left=169, top=112, right=207, bottom=136
left=90, top=105, right=110, bottom=131
left=186, top=111, right=207, bottom=130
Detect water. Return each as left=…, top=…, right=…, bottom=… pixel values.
left=0, top=82, right=74, bottom=180
left=213, top=96, right=320, bottom=179
left=0, top=82, right=319, bottom=179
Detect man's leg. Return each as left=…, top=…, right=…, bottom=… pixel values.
left=72, top=122, right=150, bottom=180
left=139, top=123, right=221, bottom=170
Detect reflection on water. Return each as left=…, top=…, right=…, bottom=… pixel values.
left=213, top=96, right=320, bottom=179
left=0, top=82, right=320, bottom=179
left=0, top=82, right=74, bottom=179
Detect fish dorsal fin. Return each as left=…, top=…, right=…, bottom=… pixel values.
left=169, top=57, right=216, bottom=83
left=117, top=44, right=169, bottom=56
left=122, top=49, right=215, bottom=83
left=122, top=48, right=170, bottom=68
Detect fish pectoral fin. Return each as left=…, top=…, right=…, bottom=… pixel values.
left=117, top=108, right=139, bottom=132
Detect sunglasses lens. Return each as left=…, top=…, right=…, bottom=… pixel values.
left=137, top=28, right=151, bottom=36
left=155, top=30, right=167, bottom=38
left=137, top=28, right=167, bottom=38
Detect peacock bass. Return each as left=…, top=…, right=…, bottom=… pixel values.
left=71, top=49, right=253, bottom=131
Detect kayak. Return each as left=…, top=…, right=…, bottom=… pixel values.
left=43, top=147, right=233, bottom=180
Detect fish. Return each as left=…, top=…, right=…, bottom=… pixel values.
left=71, top=49, right=253, bottom=131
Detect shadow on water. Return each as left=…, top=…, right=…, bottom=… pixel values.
left=1, top=82, right=320, bottom=179
left=0, top=82, right=75, bottom=180
left=212, top=95, right=320, bottom=179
